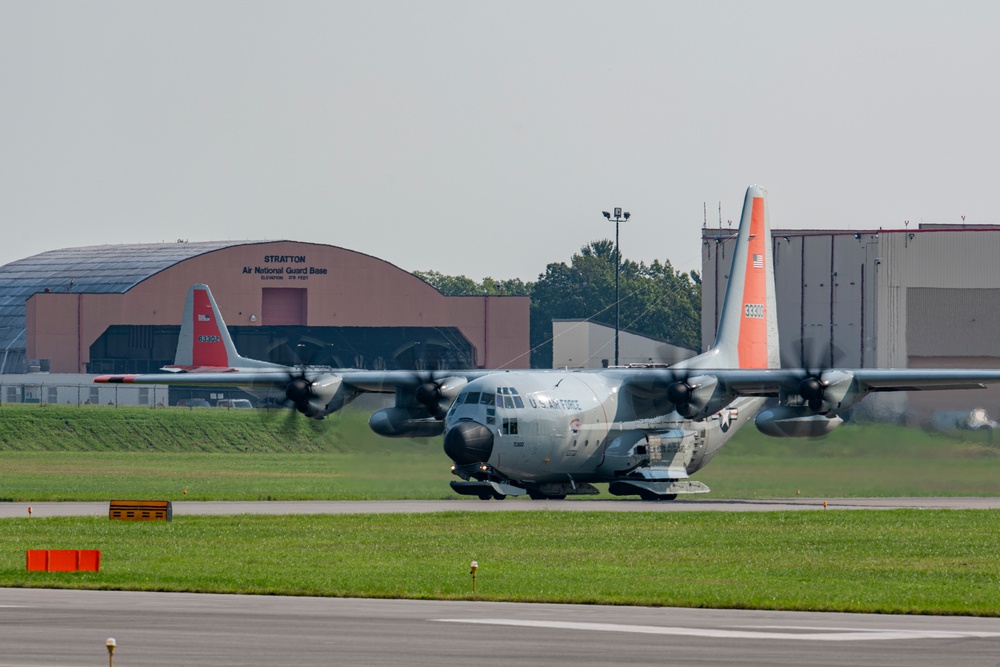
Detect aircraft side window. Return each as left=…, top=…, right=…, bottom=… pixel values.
left=464, top=392, right=481, bottom=404
left=481, top=393, right=494, bottom=406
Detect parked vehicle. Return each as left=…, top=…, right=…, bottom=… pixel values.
left=216, top=399, right=253, bottom=408
left=176, top=398, right=211, bottom=408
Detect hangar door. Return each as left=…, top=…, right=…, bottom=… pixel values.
left=262, top=288, right=307, bottom=326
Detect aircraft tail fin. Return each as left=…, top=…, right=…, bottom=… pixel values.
left=168, top=284, right=274, bottom=371
left=704, top=185, right=780, bottom=369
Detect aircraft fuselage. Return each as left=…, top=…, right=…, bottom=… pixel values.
left=444, top=371, right=763, bottom=490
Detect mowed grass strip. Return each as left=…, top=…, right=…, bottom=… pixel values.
left=4, top=404, right=1000, bottom=500
left=4, top=510, right=1000, bottom=615
left=0, top=451, right=454, bottom=501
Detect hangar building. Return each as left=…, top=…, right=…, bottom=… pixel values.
left=702, top=225, right=1000, bottom=421
left=0, top=240, right=530, bottom=376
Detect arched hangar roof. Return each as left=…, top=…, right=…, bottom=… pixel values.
left=0, top=241, right=260, bottom=365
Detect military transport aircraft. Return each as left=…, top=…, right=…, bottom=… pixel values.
left=95, top=186, right=1000, bottom=500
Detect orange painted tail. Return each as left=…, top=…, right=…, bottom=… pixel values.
left=705, top=186, right=780, bottom=369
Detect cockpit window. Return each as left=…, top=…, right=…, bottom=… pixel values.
left=464, top=391, right=481, bottom=405
left=494, top=387, right=523, bottom=409
left=480, top=392, right=494, bottom=406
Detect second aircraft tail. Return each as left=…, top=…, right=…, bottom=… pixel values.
left=166, top=284, right=278, bottom=371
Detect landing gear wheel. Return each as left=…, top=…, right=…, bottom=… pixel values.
left=478, top=492, right=492, bottom=501
left=492, top=493, right=507, bottom=500
left=528, top=492, right=566, bottom=500
left=639, top=490, right=676, bottom=501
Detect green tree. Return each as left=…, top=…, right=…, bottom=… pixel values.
left=414, top=242, right=701, bottom=368
left=413, top=270, right=531, bottom=296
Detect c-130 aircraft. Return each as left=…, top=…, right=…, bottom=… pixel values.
left=96, top=186, right=1000, bottom=500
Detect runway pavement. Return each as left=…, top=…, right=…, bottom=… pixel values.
left=2, top=588, right=1000, bottom=666
left=3, top=496, right=1000, bottom=518
left=5, top=501, right=1000, bottom=664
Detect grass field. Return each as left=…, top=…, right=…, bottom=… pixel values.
left=4, top=510, right=1000, bottom=615
left=1, top=404, right=999, bottom=500
left=4, top=404, right=1000, bottom=615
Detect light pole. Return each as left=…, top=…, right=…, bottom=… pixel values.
left=602, top=208, right=630, bottom=366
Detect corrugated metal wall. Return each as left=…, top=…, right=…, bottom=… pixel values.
left=907, top=288, right=1000, bottom=357
left=703, top=226, right=1000, bottom=422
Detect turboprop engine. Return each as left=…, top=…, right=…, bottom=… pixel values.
left=369, top=408, right=447, bottom=437
left=796, top=370, right=861, bottom=414
left=755, top=405, right=844, bottom=438
left=666, top=375, right=727, bottom=420
left=368, top=375, right=468, bottom=438
left=284, top=373, right=354, bottom=419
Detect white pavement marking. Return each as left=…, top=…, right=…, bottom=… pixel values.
left=434, top=618, right=1000, bottom=642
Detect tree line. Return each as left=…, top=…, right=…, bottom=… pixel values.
left=414, top=239, right=701, bottom=368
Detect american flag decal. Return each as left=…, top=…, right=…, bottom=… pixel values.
left=752, top=253, right=764, bottom=269
left=197, top=314, right=211, bottom=322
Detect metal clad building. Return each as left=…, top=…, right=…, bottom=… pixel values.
left=551, top=319, right=696, bottom=369
left=1, top=240, right=530, bottom=376
left=703, top=225, right=1000, bottom=421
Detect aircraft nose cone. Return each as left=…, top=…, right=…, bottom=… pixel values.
left=443, top=421, right=494, bottom=465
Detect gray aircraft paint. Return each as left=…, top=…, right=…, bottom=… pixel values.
left=94, top=185, right=1000, bottom=499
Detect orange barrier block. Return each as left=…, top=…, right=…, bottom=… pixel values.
left=78, top=550, right=101, bottom=571
left=26, top=550, right=101, bottom=572
left=47, top=550, right=79, bottom=572
left=25, top=550, right=48, bottom=572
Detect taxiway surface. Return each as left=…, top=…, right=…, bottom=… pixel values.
left=3, top=496, right=1000, bottom=518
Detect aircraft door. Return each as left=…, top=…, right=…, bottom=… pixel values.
left=495, top=387, right=537, bottom=475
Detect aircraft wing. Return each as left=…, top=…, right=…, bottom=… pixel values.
left=841, top=369, right=1000, bottom=392
left=613, top=368, right=1000, bottom=397
left=93, top=369, right=495, bottom=392
left=98, top=367, right=1000, bottom=394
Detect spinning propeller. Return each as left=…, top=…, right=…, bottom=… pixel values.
left=413, top=373, right=450, bottom=418
left=665, top=370, right=720, bottom=419
left=782, top=337, right=852, bottom=414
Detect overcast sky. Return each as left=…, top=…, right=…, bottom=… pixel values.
left=2, top=1, right=998, bottom=281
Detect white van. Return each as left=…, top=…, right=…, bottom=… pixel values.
left=216, top=399, right=254, bottom=409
